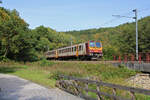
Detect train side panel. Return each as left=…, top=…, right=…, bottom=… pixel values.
left=45, top=41, right=102, bottom=60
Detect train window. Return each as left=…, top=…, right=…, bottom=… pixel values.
left=89, top=42, right=95, bottom=47
left=79, top=45, right=82, bottom=51
left=64, top=49, right=66, bottom=53
left=65, top=49, right=67, bottom=53
left=74, top=47, right=76, bottom=51
left=72, top=47, right=74, bottom=52
left=96, top=42, right=101, bottom=48
left=66, top=48, right=68, bottom=52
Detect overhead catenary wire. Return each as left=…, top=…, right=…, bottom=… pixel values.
left=97, top=10, right=134, bottom=28
left=99, top=7, right=150, bottom=28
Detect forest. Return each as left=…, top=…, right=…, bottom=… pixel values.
left=0, top=7, right=150, bottom=61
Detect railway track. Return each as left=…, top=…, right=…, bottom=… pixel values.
left=50, top=60, right=119, bottom=64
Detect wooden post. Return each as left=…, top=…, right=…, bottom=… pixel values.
left=130, top=91, right=136, bottom=100
left=85, top=82, right=89, bottom=96
left=112, top=88, right=117, bottom=100
left=96, top=84, right=103, bottom=100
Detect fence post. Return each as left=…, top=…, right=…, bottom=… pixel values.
left=138, top=53, right=142, bottom=64
left=131, top=54, right=135, bottom=63
left=146, top=53, right=150, bottom=63
left=118, top=55, right=121, bottom=63
left=96, top=84, right=103, bottom=100
left=124, top=54, right=128, bottom=63
left=85, top=82, right=89, bottom=96
left=113, top=55, right=116, bottom=61
left=112, top=88, right=117, bottom=100
left=130, top=91, right=136, bottom=100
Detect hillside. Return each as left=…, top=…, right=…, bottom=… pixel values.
left=65, top=16, right=150, bottom=59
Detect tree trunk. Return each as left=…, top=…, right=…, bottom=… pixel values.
left=3, top=46, right=8, bottom=58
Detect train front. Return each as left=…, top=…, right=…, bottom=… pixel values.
left=88, top=41, right=103, bottom=60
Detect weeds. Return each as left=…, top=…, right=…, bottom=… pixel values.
left=40, top=59, right=55, bottom=67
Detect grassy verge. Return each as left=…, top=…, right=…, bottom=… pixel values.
left=0, top=60, right=149, bottom=99
left=0, top=60, right=137, bottom=87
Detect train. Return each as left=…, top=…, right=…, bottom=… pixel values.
left=45, top=41, right=103, bottom=60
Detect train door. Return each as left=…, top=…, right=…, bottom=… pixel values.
left=85, top=42, right=89, bottom=55
left=76, top=45, right=79, bottom=57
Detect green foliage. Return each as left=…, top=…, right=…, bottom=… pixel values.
left=0, top=56, right=10, bottom=62
left=0, top=7, right=75, bottom=61
left=40, top=59, right=55, bottom=67
left=0, top=7, right=37, bottom=62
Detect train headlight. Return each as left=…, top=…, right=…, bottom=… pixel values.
left=90, top=53, right=93, bottom=56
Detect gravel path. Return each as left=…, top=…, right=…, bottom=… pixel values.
left=0, top=74, right=84, bottom=100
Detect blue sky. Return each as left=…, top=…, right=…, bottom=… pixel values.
left=1, top=0, right=150, bottom=31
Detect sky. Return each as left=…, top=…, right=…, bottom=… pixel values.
left=1, top=0, right=150, bottom=31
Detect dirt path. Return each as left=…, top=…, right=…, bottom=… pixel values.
left=0, top=74, right=84, bottom=100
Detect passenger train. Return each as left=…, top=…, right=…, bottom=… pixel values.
left=45, top=41, right=103, bottom=60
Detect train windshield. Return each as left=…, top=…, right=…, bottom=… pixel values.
left=89, top=42, right=95, bottom=47
left=96, top=42, right=101, bottom=48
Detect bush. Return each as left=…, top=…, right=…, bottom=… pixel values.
left=118, top=64, right=126, bottom=68
left=0, top=56, right=10, bottom=62
left=40, top=59, right=55, bottom=67
left=50, top=70, right=83, bottom=80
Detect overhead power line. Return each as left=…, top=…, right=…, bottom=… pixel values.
left=98, top=11, right=133, bottom=28
left=112, top=9, right=139, bottom=60
left=112, top=15, right=134, bottom=19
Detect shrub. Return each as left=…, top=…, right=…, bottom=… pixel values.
left=40, top=59, right=55, bottom=67
left=0, top=56, right=10, bottom=62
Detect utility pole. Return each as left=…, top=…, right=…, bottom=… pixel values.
left=133, top=9, right=138, bottom=61
left=112, top=9, right=138, bottom=60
